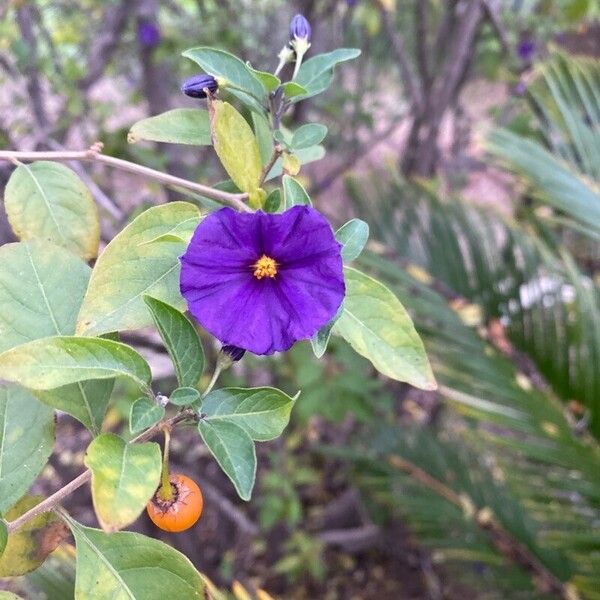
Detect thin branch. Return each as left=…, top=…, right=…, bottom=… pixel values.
left=6, top=411, right=194, bottom=534
left=259, top=145, right=283, bottom=185
left=482, top=0, right=510, bottom=56
left=78, top=0, right=132, bottom=92
left=388, top=455, right=575, bottom=599
left=376, top=0, right=423, bottom=108
left=415, top=0, right=431, bottom=92
left=0, top=145, right=252, bottom=212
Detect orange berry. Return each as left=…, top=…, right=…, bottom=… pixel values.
left=146, top=474, right=203, bottom=532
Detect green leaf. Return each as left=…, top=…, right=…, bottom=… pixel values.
left=127, top=108, right=211, bottom=145
left=282, top=175, right=312, bottom=209
left=291, top=124, right=328, bottom=150
left=264, top=188, right=281, bottom=213
left=66, top=518, right=206, bottom=599
left=335, top=267, right=436, bottom=390
left=281, top=81, right=308, bottom=98
left=295, top=49, right=361, bottom=99
left=0, top=336, right=152, bottom=392
left=143, top=296, right=204, bottom=388
left=36, top=379, right=114, bottom=436
left=310, top=306, right=343, bottom=359
left=0, top=592, right=24, bottom=599
left=198, top=419, right=256, bottom=501
left=252, top=111, right=274, bottom=166
left=169, top=387, right=201, bottom=407
left=246, top=63, right=280, bottom=92
left=84, top=433, right=161, bottom=532
left=212, top=100, right=262, bottom=200
left=77, top=202, right=201, bottom=336
left=201, top=387, right=297, bottom=441
left=0, top=241, right=113, bottom=433
left=4, top=161, right=100, bottom=260
left=0, top=521, right=6, bottom=557
left=0, top=384, right=55, bottom=513
left=129, top=397, right=165, bottom=434
left=182, top=47, right=265, bottom=100
left=0, top=241, right=90, bottom=353
left=336, top=219, right=369, bottom=263
left=0, top=496, right=68, bottom=577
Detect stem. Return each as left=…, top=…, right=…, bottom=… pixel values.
left=5, top=411, right=193, bottom=534
left=259, top=144, right=283, bottom=185
left=158, top=427, right=173, bottom=501
left=0, top=145, right=252, bottom=213
left=202, top=364, right=223, bottom=399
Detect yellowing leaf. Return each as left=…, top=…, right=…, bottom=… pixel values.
left=4, top=161, right=99, bottom=260
left=211, top=100, right=262, bottom=198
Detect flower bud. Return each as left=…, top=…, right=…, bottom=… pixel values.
left=137, top=20, right=161, bottom=49
left=221, top=345, right=246, bottom=362
left=290, top=14, right=311, bottom=42
left=181, top=74, right=218, bottom=99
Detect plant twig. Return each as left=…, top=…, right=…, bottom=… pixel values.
left=0, top=145, right=252, bottom=212
left=388, top=454, right=576, bottom=599
left=259, top=144, right=283, bottom=185
left=376, top=0, right=423, bottom=109
left=5, top=411, right=194, bottom=534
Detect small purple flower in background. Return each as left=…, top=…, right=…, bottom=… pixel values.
left=513, top=80, right=527, bottom=97
left=137, top=20, right=161, bottom=49
left=181, top=74, right=219, bottom=98
left=180, top=206, right=345, bottom=355
left=346, top=0, right=359, bottom=6
left=517, top=37, right=536, bottom=63
left=290, top=14, right=311, bottom=43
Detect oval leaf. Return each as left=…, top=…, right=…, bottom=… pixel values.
left=143, top=296, right=204, bottom=388
left=211, top=100, right=262, bottom=200
left=77, top=202, right=201, bottom=336
left=334, top=267, right=436, bottom=390
left=0, top=241, right=90, bottom=353
left=281, top=81, right=308, bottom=98
left=336, top=219, right=369, bottom=263
left=291, top=124, right=328, bottom=150
left=0, top=242, right=112, bottom=433
left=169, top=387, right=201, bottom=407
left=66, top=518, right=206, bottom=599
left=198, top=419, right=256, bottom=501
left=310, top=305, right=343, bottom=359
left=295, top=48, right=361, bottom=99
left=84, top=433, right=161, bottom=532
left=182, top=47, right=266, bottom=100
left=4, top=161, right=99, bottom=260
left=129, top=397, right=165, bottom=434
left=201, top=387, right=297, bottom=441
left=0, top=337, right=151, bottom=392
left=282, top=175, right=312, bottom=209
left=0, top=496, right=69, bottom=577
left=128, top=108, right=211, bottom=145
left=0, top=384, right=55, bottom=513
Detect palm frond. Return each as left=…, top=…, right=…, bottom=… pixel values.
left=485, top=52, right=600, bottom=241
left=348, top=176, right=600, bottom=437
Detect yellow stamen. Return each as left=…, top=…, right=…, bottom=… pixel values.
left=253, top=255, right=278, bottom=279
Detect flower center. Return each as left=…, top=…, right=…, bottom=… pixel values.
left=253, top=255, right=278, bottom=279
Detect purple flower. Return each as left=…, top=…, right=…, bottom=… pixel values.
left=181, top=74, right=218, bottom=98
left=517, top=38, right=536, bottom=62
left=180, top=206, right=345, bottom=355
left=290, top=14, right=311, bottom=42
left=137, top=21, right=161, bottom=49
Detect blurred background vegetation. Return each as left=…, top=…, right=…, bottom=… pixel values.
left=1, top=0, right=600, bottom=598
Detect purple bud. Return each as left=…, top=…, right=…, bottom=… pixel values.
left=517, top=38, right=536, bottom=62
left=181, top=74, right=218, bottom=99
left=221, top=345, right=246, bottom=362
left=137, top=21, right=161, bottom=49
left=290, top=14, right=311, bottom=42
